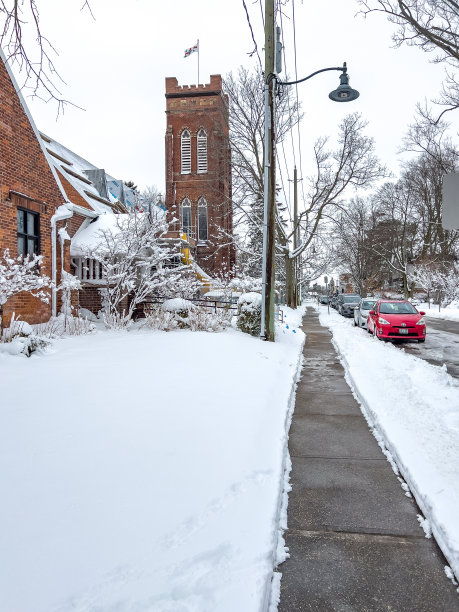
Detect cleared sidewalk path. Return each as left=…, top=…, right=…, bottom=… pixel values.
left=278, top=307, right=459, bottom=611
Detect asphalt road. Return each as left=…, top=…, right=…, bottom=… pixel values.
left=395, top=316, right=459, bottom=379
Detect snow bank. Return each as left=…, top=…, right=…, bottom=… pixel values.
left=0, top=307, right=305, bottom=612
left=418, top=302, right=459, bottom=323
left=317, top=304, right=459, bottom=580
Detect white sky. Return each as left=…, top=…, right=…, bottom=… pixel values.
left=7, top=0, right=459, bottom=203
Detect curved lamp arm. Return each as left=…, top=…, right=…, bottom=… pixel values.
left=280, top=62, right=347, bottom=86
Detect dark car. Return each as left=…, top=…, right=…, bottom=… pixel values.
left=319, top=295, right=330, bottom=304
left=337, top=293, right=361, bottom=317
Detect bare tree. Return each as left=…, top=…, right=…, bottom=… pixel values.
left=280, top=113, right=387, bottom=306
left=402, top=111, right=459, bottom=259
left=223, top=66, right=302, bottom=275
left=359, top=0, right=459, bottom=118
left=333, top=197, right=379, bottom=295
left=0, top=0, right=93, bottom=113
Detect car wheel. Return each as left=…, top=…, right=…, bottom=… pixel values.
left=418, top=338, right=426, bottom=343
left=374, top=326, right=382, bottom=341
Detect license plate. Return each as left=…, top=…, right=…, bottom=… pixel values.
left=399, top=328, right=409, bottom=335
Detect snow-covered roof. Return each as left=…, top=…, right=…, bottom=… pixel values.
left=70, top=208, right=167, bottom=257
left=70, top=214, right=120, bottom=256
left=39, top=133, right=130, bottom=215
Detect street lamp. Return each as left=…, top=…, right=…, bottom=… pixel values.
left=260, top=60, right=360, bottom=341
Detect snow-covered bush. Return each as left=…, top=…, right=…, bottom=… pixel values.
left=237, top=292, right=261, bottom=336
left=186, top=308, right=232, bottom=332
left=161, top=298, right=195, bottom=329
left=0, top=250, right=52, bottom=334
left=409, top=262, right=459, bottom=307
left=0, top=313, right=51, bottom=357
left=141, top=302, right=231, bottom=332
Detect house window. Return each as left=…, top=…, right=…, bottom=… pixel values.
left=17, top=209, right=39, bottom=256
left=197, top=129, right=207, bottom=174
left=181, top=198, right=192, bottom=236
left=198, top=197, right=208, bottom=242
left=181, top=129, right=191, bottom=174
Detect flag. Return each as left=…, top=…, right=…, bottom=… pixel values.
left=184, top=42, right=198, bottom=58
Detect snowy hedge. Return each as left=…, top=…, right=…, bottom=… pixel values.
left=237, top=292, right=262, bottom=336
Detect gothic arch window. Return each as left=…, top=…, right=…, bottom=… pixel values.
left=198, top=197, right=208, bottom=241
left=181, top=198, right=192, bottom=236
left=197, top=129, right=207, bottom=174
left=181, top=129, right=191, bottom=174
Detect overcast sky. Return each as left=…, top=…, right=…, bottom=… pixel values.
left=8, top=0, right=459, bottom=205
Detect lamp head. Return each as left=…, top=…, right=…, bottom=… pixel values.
left=329, top=67, right=359, bottom=102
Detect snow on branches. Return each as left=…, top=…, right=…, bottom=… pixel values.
left=0, top=249, right=52, bottom=333
left=77, top=211, right=189, bottom=328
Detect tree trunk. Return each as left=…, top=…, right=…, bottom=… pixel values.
left=0, top=302, right=4, bottom=338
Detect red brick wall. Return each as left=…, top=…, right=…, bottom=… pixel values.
left=165, top=75, right=236, bottom=278
left=0, top=55, right=68, bottom=326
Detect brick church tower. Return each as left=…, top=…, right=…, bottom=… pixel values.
left=165, top=75, right=235, bottom=277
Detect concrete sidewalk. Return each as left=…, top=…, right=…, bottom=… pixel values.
left=278, top=307, right=459, bottom=611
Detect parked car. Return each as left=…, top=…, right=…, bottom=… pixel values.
left=319, top=295, right=330, bottom=304
left=367, top=300, right=426, bottom=342
left=354, top=297, right=377, bottom=329
left=337, top=293, right=361, bottom=317
left=330, top=296, right=339, bottom=309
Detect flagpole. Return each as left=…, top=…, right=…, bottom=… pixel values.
left=197, top=39, right=200, bottom=84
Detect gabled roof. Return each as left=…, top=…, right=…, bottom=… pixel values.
left=39, top=132, right=128, bottom=214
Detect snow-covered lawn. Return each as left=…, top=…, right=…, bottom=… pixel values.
left=0, top=310, right=304, bottom=612
left=317, top=304, right=459, bottom=581
left=417, top=302, right=459, bottom=323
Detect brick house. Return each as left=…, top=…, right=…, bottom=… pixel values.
left=0, top=48, right=127, bottom=326
left=165, top=75, right=236, bottom=278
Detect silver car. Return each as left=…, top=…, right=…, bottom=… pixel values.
left=354, top=298, right=378, bottom=329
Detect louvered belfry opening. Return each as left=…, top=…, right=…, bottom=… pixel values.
left=181, top=129, right=191, bottom=174
left=197, top=129, right=207, bottom=174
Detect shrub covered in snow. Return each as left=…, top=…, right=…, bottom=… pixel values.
left=142, top=303, right=231, bottom=332
left=0, top=314, right=51, bottom=357
left=237, top=292, right=262, bottom=336
left=0, top=250, right=52, bottom=334
left=161, top=298, right=195, bottom=329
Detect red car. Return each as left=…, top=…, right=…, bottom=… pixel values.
left=367, top=300, right=427, bottom=343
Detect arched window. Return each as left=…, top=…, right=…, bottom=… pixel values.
left=181, top=198, right=192, bottom=236
left=181, top=129, right=191, bottom=174
left=198, top=197, right=208, bottom=241
left=197, top=129, right=207, bottom=174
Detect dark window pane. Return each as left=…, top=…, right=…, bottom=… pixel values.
left=198, top=206, right=207, bottom=241
left=182, top=206, right=191, bottom=234
left=27, top=238, right=36, bottom=255
left=27, top=212, right=36, bottom=235
left=17, top=210, right=25, bottom=233
left=17, top=236, right=26, bottom=255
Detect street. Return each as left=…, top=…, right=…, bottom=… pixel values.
left=397, top=317, right=459, bottom=379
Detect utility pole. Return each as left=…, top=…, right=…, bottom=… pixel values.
left=260, top=0, right=276, bottom=341
left=293, top=166, right=298, bottom=308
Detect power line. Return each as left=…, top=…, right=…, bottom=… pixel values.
left=241, top=0, right=263, bottom=73
left=291, top=0, right=306, bottom=207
